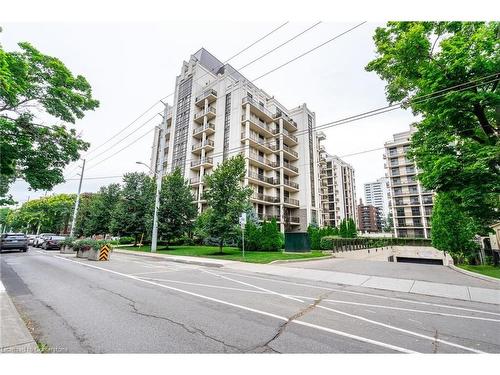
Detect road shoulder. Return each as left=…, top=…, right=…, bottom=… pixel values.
left=0, top=281, right=39, bottom=353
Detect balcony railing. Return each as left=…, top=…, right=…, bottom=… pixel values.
left=273, top=110, right=298, bottom=129
left=284, top=196, right=300, bottom=206
left=195, top=89, right=217, bottom=103
left=191, top=139, right=214, bottom=151
left=281, top=129, right=298, bottom=143
left=194, top=106, right=216, bottom=121
left=283, top=161, right=299, bottom=173
left=247, top=172, right=278, bottom=185
left=257, top=213, right=280, bottom=221
left=282, top=144, right=298, bottom=158
left=190, top=177, right=202, bottom=184
left=285, top=216, right=300, bottom=224
left=193, top=123, right=215, bottom=135
left=190, top=157, right=213, bottom=168
left=242, top=132, right=273, bottom=150
left=283, top=180, right=299, bottom=189
left=248, top=151, right=277, bottom=168
left=242, top=96, right=273, bottom=119
left=241, top=115, right=275, bottom=135
left=252, top=193, right=279, bottom=204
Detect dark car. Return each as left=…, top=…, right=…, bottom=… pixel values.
left=0, top=233, right=28, bottom=252
left=41, top=235, right=65, bottom=250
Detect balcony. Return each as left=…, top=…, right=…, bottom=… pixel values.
left=190, top=177, right=202, bottom=185
left=248, top=151, right=277, bottom=170
left=281, top=129, right=298, bottom=145
left=241, top=132, right=273, bottom=153
left=257, top=213, right=280, bottom=222
left=281, top=144, right=299, bottom=160
left=242, top=96, right=274, bottom=122
left=192, top=139, right=215, bottom=154
left=251, top=193, right=280, bottom=204
left=195, top=89, right=217, bottom=108
left=193, top=123, right=215, bottom=138
left=282, top=161, right=299, bottom=176
left=284, top=216, right=300, bottom=225
left=283, top=179, right=299, bottom=191
left=241, top=114, right=275, bottom=138
left=190, top=157, right=213, bottom=170
left=194, top=106, right=217, bottom=124
left=273, top=110, right=298, bottom=132
left=247, top=172, right=278, bottom=187
left=283, top=196, right=300, bottom=207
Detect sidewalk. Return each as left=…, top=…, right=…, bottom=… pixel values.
left=0, top=281, right=39, bottom=353
left=114, top=250, right=500, bottom=305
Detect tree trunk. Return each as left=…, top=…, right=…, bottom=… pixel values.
left=219, top=239, right=224, bottom=254
left=134, top=234, right=138, bottom=247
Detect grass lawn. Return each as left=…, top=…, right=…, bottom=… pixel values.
left=116, top=245, right=328, bottom=264
left=457, top=264, right=500, bottom=279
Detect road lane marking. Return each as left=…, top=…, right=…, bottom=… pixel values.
left=51, top=254, right=416, bottom=353
left=130, top=270, right=181, bottom=276
left=140, top=277, right=274, bottom=294
left=217, top=271, right=500, bottom=317
left=316, top=304, right=486, bottom=353
left=200, top=269, right=305, bottom=303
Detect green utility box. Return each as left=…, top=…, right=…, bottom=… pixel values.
left=284, top=232, right=311, bottom=253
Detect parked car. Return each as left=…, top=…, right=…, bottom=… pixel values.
left=34, top=233, right=56, bottom=248
left=0, top=233, right=28, bottom=252
left=27, top=234, right=37, bottom=246
left=41, top=235, right=66, bottom=250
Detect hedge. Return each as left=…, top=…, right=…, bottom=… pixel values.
left=320, top=236, right=432, bottom=251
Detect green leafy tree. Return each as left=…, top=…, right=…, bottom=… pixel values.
left=366, top=22, right=500, bottom=233
left=110, top=173, right=154, bottom=244
left=431, top=192, right=479, bottom=260
left=383, top=212, right=394, bottom=233
left=86, top=183, right=121, bottom=236
left=157, top=168, right=197, bottom=247
left=202, top=155, right=252, bottom=253
left=347, top=218, right=358, bottom=238
left=0, top=207, right=10, bottom=231
left=74, top=193, right=97, bottom=237
left=260, top=218, right=282, bottom=252
left=0, top=39, right=99, bottom=205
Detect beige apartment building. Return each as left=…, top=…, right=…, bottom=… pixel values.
left=317, top=144, right=358, bottom=228
left=150, top=48, right=324, bottom=232
left=384, top=127, right=434, bottom=238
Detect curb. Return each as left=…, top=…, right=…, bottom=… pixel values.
left=0, top=282, right=40, bottom=353
left=113, top=249, right=224, bottom=268
left=269, top=255, right=334, bottom=264
left=448, top=264, right=500, bottom=284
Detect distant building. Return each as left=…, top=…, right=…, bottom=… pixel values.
left=383, top=127, right=434, bottom=238
left=357, top=199, right=382, bottom=233
left=319, top=153, right=357, bottom=228
left=364, top=177, right=389, bottom=221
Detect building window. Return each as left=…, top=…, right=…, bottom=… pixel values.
left=308, top=114, right=316, bottom=207
left=172, top=77, right=193, bottom=174
left=223, top=93, right=231, bottom=160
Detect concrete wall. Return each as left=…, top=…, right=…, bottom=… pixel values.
left=330, top=245, right=453, bottom=265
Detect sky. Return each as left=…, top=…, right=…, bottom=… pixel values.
left=1, top=21, right=418, bottom=206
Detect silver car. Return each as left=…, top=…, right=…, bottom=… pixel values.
left=0, top=233, right=28, bottom=252
left=34, top=233, right=56, bottom=248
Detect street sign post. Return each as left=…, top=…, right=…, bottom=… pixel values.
left=239, top=213, right=247, bottom=257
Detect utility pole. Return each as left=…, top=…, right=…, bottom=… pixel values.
left=151, top=124, right=165, bottom=253
left=69, top=159, right=86, bottom=238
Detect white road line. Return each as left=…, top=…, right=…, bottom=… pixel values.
left=51, top=254, right=416, bottom=353
left=200, top=269, right=305, bottom=303
left=139, top=277, right=273, bottom=294
left=316, top=304, right=486, bottom=354
left=319, top=298, right=500, bottom=323
left=217, top=271, right=500, bottom=317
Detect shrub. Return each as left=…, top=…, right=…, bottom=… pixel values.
left=73, top=239, right=99, bottom=251
left=308, top=225, right=338, bottom=250
left=118, top=236, right=134, bottom=244
left=243, top=218, right=282, bottom=252
left=60, top=237, right=76, bottom=247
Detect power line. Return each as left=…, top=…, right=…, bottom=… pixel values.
left=73, top=22, right=294, bottom=171
left=251, top=22, right=367, bottom=82
left=81, top=75, right=499, bottom=177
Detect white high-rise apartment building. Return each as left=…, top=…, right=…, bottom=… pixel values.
left=318, top=149, right=358, bottom=228
left=364, top=177, right=390, bottom=220
left=384, top=127, right=434, bottom=238
left=150, top=48, right=323, bottom=232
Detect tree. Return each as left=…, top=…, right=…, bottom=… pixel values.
left=347, top=218, right=358, bottom=238
left=110, top=173, right=154, bottom=245
left=383, top=212, right=394, bottom=233
left=0, top=39, right=99, bottom=204
left=86, top=183, right=121, bottom=236
left=202, top=155, right=252, bottom=253
left=366, top=22, right=499, bottom=233
left=431, top=192, right=479, bottom=260
left=157, top=168, right=197, bottom=247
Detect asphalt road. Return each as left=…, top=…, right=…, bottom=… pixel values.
left=1, top=248, right=499, bottom=353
